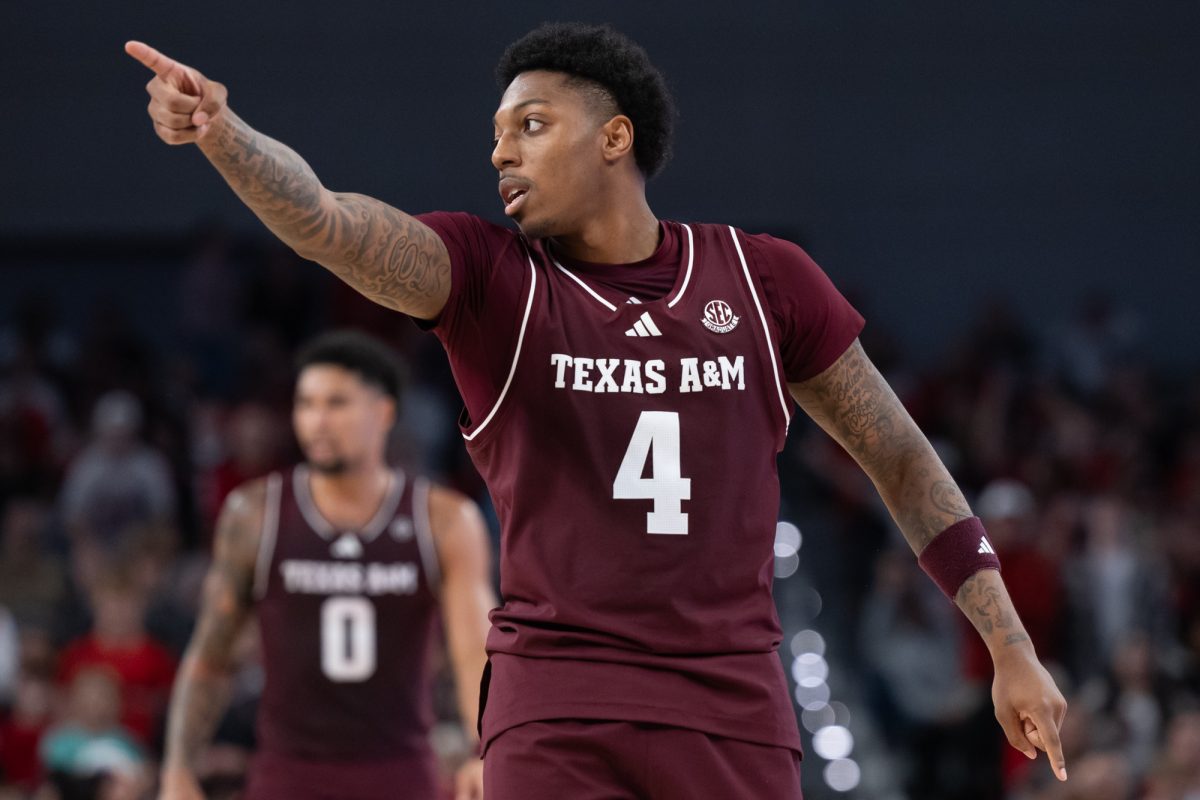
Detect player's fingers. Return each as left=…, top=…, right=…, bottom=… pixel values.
left=147, top=78, right=202, bottom=114
left=125, top=41, right=179, bottom=77
left=147, top=101, right=194, bottom=131
left=192, top=80, right=227, bottom=128
left=154, top=121, right=197, bottom=146
left=1029, top=709, right=1068, bottom=782
left=996, top=706, right=1036, bottom=760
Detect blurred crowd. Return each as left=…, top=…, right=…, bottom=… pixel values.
left=1, top=230, right=1197, bottom=800
left=790, top=296, right=1200, bottom=799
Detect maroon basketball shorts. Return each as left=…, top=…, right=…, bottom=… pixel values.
left=484, top=719, right=802, bottom=799
left=245, top=749, right=438, bottom=800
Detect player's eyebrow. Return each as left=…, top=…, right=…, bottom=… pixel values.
left=493, top=98, right=552, bottom=124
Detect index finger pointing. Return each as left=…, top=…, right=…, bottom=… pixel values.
left=1030, top=710, right=1068, bottom=782
left=125, top=41, right=178, bottom=77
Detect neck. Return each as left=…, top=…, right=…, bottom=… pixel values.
left=307, top=459, right=391, bottom=527
left=548, top=189, right=659, bottom=264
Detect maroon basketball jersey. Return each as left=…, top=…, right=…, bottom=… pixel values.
left=419, top=215, right=862, bottom=755
left=253, top=466, right=441, bottom=762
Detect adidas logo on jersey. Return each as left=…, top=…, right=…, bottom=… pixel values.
left=978, top=537, right=996, bottom=555
left=331, top=533, right=364, bottom=559
left=625, top=311, right=663, bottom=338
left=390, top=518, right=413, bottom=542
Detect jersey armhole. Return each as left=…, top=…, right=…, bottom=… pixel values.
left=412, top=477, right=442, bottom=597
left=253, top=472, right=283, bottom=601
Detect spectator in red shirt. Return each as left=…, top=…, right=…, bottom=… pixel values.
left=56, top=569, right=176, bottom=746
left=0, top=671, right=55, bottom=793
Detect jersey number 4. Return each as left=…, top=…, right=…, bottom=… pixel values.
left=613, top=411, right=691, bottom=535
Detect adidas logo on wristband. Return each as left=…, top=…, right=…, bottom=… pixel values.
left=978, top=537, right=996, bottom=555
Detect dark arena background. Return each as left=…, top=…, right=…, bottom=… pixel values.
left=3, top=2, right=1199, bottom=798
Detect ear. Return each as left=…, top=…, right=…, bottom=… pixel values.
left=600, top=115, right=635, bottom=165
left=380, top=395, right=398, bottom=431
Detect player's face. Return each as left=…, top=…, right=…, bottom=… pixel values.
left=293, top=365, right=395, bottom=474
left=492, top=71, right=611, bottom=239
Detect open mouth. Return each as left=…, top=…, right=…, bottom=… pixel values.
left=499, top=178, right=531, bottom=216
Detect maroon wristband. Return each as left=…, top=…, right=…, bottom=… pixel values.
left=917, top=517, right=1001, bottom=599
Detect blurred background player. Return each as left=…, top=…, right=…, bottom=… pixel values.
left=157, top=331, right=494, bottom=800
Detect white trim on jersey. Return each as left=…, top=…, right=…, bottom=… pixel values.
left=253, top=472, right=283, bottom=601
left=666, top=223, right=695, bottom=308
left=292, top=466, right=406, bottom=542
left=551, top=258, right=618, bottom=311
left=412, top=477, right=441, bottom=596
left=728, top=226, right=793, bottom=433
left=463, top=250, right=539, bottom=441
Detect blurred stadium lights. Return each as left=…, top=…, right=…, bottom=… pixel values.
left=773, top=521, right=802, bottom=578
left=777, top=520, right=861, bottom=794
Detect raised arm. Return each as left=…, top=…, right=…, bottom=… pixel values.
left=125, top=41, right=450, bottom=320
left=159, top=484, right=263, bottom=800
left=429, top=486, right=495, bottom=800
left=790, top=339, right=1068, bottom=781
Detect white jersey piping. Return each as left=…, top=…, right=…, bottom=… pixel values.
left=550, top=258, right=618, bottom=311
left=253, top=472, right=283, bottom=601
left=292, top=465, right=406, bottom=542
left=666, top=223, right=695, bottom=308
left=463, top=249, right=538, bottom=441
left=728, top=226, right=793, bottom=434
left=412, top=478, right=441, bottom=596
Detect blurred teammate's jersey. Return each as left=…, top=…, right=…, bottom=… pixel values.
left=420, top=214, right=864, bottom=754
left=250, top=466, right=440, bottom=794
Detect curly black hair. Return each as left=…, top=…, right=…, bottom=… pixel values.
left=496, top=22, right=676, bottom=178
left=295, top=330, right=406, bottom=403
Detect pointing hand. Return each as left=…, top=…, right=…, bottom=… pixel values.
left=126, top=41, right=228, bottom=143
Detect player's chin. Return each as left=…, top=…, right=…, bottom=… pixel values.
left=306, top=456, right=348, bottom=475
left=513, top=211, right=556, bottom=241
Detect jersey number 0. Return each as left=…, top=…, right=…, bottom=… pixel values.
left=321, top=596, right=377, bottom=682
left=613, top=411, right=691, bottom=535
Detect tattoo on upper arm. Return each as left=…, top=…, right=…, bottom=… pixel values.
left=792, top=341, right=973, bottom=551
left=206, top=115, right=449, bottom=317
left=326, top=195, right=449, bottom=316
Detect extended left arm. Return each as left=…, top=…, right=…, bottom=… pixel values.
left=790, top=339, right=1068, bottom=781
left=429, top=486, right=496, bottom=799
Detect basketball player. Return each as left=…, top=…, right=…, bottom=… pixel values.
left=158, top=332, right=494, bottom=800
left=128, top=23, right=1068, bottom=798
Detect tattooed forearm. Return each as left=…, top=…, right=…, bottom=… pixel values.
left=931, top=480, right=972, bottom=519
left=790, top=340, right=974, bottom=551
left=163, top=487, right=260, bottom=771
left=955, top=570, right=1031, bottom=656
left=197, top=110, right=450, bottom=318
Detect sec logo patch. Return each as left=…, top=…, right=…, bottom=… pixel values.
left=702, top=300, right=740, bottom=334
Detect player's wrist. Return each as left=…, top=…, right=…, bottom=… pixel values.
left=988, top=630, right=1038, bottom=665
left=917, top=517, right=1001, bottom=599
